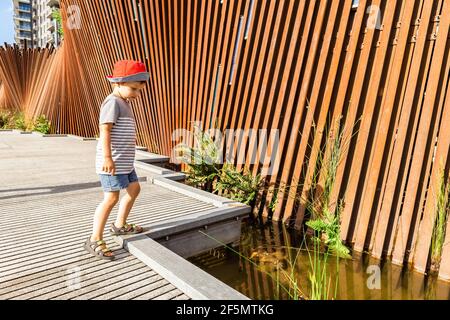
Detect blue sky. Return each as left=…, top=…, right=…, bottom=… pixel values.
left=0, top=1, right=14, bottom=44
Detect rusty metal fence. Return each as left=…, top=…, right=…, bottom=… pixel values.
left=1, top=0, right=450, bottom=280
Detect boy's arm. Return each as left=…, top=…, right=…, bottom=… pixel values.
left=100, top=123, right=116, bottom=176
left=98, top=100, right=119, bottom=175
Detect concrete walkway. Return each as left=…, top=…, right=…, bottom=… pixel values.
left=0, top=131, right=249, bottom=300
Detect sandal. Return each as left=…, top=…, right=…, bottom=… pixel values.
left=110, top=222, right=144, bottom=236
left=84, top=237, right=115, bottom=261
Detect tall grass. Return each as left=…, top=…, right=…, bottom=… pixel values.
left=307, top=236, right=330, bottom=300
left=304, top=117, right=353, bottom=258
left=199, top=230, right=307, bottom=300
left=306, top=233, right=340, bottom=300
left=430, top=167, right=450, bottom=273
left=178, top=117, right=348, bottom=299
left=199, top=225, right=342, bottom=300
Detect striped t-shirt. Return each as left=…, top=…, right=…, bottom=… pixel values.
left=95, top=94, right=136, bottom=175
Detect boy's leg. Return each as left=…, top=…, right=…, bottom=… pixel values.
left=115, top=181, right=141, bottom=228
left=92, top=191, right=120, bottom=242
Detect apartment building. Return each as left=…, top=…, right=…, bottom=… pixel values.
left=13, top=0, right=61, bottom=49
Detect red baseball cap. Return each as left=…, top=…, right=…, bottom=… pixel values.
left=106, top=60, right=150, bottom=83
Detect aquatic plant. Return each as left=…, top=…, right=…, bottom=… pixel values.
left=200, top=221, right=343, bottom=301
left=176, top=123, right=221, bottom=192
left=176, top=124, right=285, bottom=209
left=303, top=117, right=352, bottom=258
left=306, top=199, right=350, bottom=258
left=306, top=232, right=340, bottom=300
left=199, top=230, right=307, bottom=300
left=430, top=167, right=450, bottom=273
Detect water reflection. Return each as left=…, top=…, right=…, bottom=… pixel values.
left=189, top=219, right=450, bottom=300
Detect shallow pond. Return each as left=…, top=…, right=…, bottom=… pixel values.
left=189, top=218, right=450, bottom=300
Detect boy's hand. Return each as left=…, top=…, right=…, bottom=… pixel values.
left=100, top=123, right=115, bottom=175
left=102, top=157, right=116, bottom=176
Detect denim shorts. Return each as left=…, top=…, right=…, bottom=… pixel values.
left=99, top=169, right=139, bottom=192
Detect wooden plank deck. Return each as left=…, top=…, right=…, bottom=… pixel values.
left=0, top=131, right=249, bottom=300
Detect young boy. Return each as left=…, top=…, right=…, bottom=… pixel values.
left=84, top=60, right=149, bottom=260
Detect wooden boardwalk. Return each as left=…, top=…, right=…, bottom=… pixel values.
left=0, top=131, right=249, bottom=300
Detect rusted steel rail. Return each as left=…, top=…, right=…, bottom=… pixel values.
left=1, top=0, right=450, bottom=280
